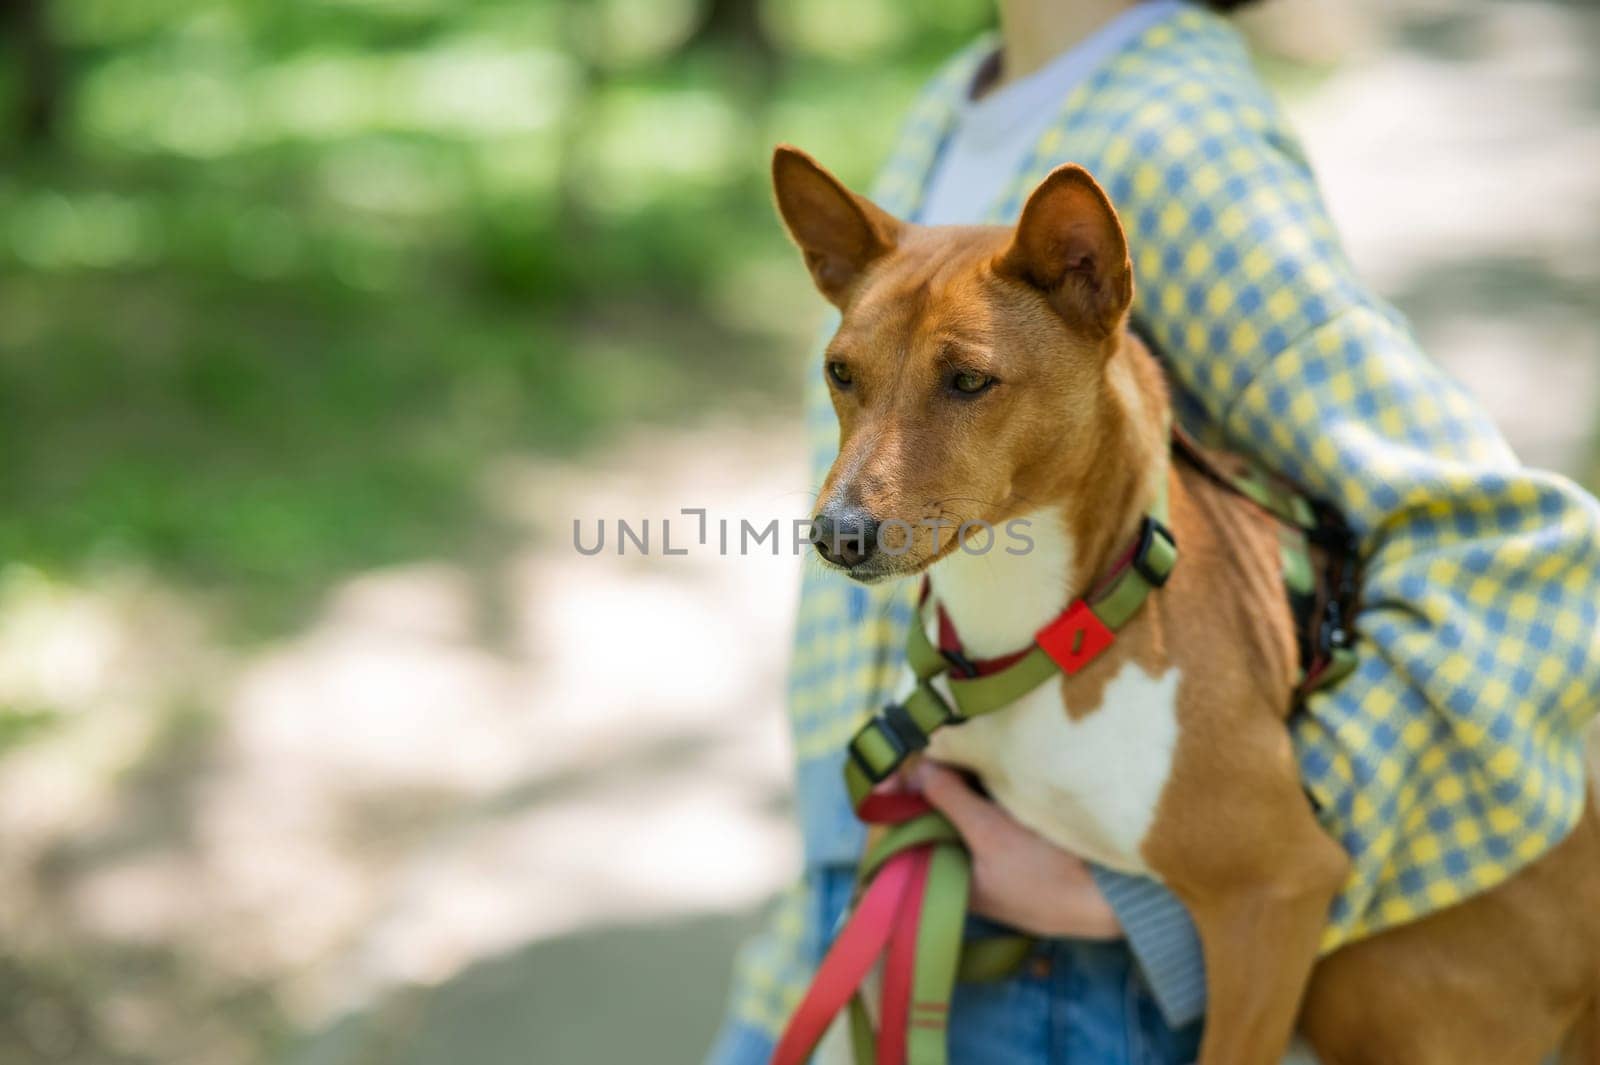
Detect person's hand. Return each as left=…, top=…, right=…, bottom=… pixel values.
left=907, top=761, right=1122, bottom=940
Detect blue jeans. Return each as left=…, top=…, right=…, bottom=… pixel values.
left=706, top=867, right=1203, bottom=1065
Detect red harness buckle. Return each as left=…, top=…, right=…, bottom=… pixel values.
left=1035, top=600, right=1115, bottom=674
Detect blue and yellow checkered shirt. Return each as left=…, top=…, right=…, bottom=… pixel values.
left=721, top=4, right=1600, bottom=1041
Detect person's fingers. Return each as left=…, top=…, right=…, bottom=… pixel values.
left=869, top=772, right=913, bottom=797
left=912, top=761, right=1006, bottom=847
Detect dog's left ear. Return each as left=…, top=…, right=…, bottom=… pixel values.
left=995, top=164, right=1132, bottom=340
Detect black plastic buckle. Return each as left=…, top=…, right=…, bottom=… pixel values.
left=847, top=722, right=907, bottom=786
left=941, top=649, right=979, bottom=678
left=881, top=701, right=931, bottom=755
left=1316, top=596, right=1345, bottom=657
left=1308, top=499, right=1358, bottom=555
left=1132, top=517, right=1177, bottom=588
left=1321, top=554, right=1358, bottom=651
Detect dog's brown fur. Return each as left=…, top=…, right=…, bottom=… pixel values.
left=771, top=144, right=1600, bottom=1064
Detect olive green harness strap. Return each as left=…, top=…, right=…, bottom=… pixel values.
left=845, top=478, right=1177, bottom=806
left=1170, top=425, right=1361, bottom=695
left=845, top=835, right=972, bottom=1065
left=843, top=823, right=1028, bottom=1065
left=830, top=481, right=1178, bottom=1065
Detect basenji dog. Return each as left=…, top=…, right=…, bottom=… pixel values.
left=770, top=143, right=1600, bottom=1064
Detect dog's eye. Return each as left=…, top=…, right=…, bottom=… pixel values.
left=951, top=371, right=994, bottom=396
left=827, top=361, right=853, bottom=387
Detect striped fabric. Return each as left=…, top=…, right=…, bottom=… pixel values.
left=718, top=2, right=1600, bottom=1042
left=1090, top=867, right=1206, bottom=1023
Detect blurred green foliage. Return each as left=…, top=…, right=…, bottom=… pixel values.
left=0, top=0, right=993, bottom=634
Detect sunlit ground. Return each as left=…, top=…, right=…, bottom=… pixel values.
left=0, top=419, right=810, bottom=1064
left=0, top=1, right=1596, bottom=1063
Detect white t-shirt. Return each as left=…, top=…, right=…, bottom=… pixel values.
left=918, top=0, right=1184, bottom=226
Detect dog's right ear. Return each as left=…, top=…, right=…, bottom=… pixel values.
left=771, top=145, right=900, bottom=308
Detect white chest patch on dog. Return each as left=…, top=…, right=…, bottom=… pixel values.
left=925, top=658, right=1182, bottom=876
left=920, top=506, right=1181, bottom=876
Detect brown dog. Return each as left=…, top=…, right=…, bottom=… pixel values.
left=770, top=143, right=1600, bottom=1064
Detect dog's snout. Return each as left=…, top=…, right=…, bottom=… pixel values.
left=812, top=506, right=880, bottom=569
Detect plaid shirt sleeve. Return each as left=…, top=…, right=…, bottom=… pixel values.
left=1071, top=16, right=1600, bottom=947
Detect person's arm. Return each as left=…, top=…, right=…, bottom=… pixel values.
left=1104, top=71, right=1600, bottom=941
left=939, top=40, right=1600, bottom=1018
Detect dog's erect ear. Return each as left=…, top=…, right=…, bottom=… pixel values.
left=771, top=144, right=901, bottom=308
left=995, top=164, right=1132, bottom=340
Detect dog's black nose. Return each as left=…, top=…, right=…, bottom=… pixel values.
left=812, top=507, right=880, bottom=568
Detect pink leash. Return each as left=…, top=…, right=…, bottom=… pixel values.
left=770, top=796, right=935, bottom=1065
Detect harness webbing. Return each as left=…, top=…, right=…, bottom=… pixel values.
left=775, top=482, right=1178, bottom=1065
left=772, top=433, right=1359, bottom=1065
left=1170, top=427, right=1360, bottom=697
left=843, top=479, right=1176, bottom=809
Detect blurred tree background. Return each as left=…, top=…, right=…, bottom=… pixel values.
left=0, top=0, right=991, bottom=638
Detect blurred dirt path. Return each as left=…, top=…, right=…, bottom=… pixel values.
left=0, top=420, right=811, bottom=1065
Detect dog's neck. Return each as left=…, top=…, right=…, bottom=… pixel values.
left=926, top=332, right=1171, bottom=658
